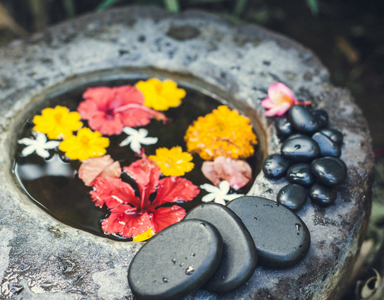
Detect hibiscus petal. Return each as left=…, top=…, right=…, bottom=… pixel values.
left=90, top=178, right=140, bottom=208
left=151, top=206, right=186, bottom=233
left=268, top=82, right=296, bottom=104
left=149, top=177, right=199, bottom=209
left=123, top=155, right=161, bottom=201
left=201, top=161, right=221, bottom=187
left=99, top=161, right=122, bottom=180
left=79, top=155, right=118, bottom=186
left=102, top=205, right=151, bottom=238
left=83, top=87, right=114, bottom=111
left=88, top=114, right=124, bottom=135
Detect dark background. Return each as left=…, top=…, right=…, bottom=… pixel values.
left=1, top=0, right=383, bottom=298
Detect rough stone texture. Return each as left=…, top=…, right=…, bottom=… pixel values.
left=0, top=6, right=374, bottom=300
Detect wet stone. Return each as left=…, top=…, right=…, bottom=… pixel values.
left=312, top=132, right=341, bottom=158
left=281, top=136, right=320, bottom=163
left=277, top=184, right=307, bottom=211
left=312, top=109, right=329, bottom=129
left=320, top=128, right=344, bottom=146
left=288, top=105, right=320, bottom=134
left=128, top=219, right=223, bottom=300
left=309, top=182, right=337, bottom=206
left=227, top=196, right=310, bottom=269
left=311, top=157, right=347, bottom=186
left=287, top=163, right=316, bottom=187
left=275, top=116, right=295, bottom=138
left=286, top=133, right=307, bottom=141
left=262, top=154, right=291, bottom=179
left=184, top=203, right=257, bottom=293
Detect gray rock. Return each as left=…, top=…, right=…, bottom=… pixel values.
left=0, top=6, right=374, bottom=300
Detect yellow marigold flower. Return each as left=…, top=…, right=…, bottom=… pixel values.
left=149, top=146, right=194, bottom=176
left=185, top=105, right=257, bottom=160
left=133, top=228, right=154, bottom=242
left=33, top=106, right=83, bottom=140
left=136, top=78, right=186, bottom=111
left=60, top=128, right=110, bottom=161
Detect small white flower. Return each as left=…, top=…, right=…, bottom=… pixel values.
left=18, top=132, right=60, bottom=158
left=119, top=127, right=158, bottom=153
left=200, top=181, right=244, bottom=205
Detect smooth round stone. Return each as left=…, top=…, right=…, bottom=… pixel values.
left=312, top=132, right=341, bottom=158
left=128, top=220, right=223, bottom=300
left=288, top=105, right=320, bottom=134
left=312, top=109, right=329, bottom=129
left=277, top=184, right=307, bottom=211
left=309, top=182, right=337, bottom=206
left=262, top=154, right=291, bottom=179
left=320, top=128, right=344, bottom=146
left=286, top=133, right=307, bottom=141
left=281, top=136, right=320, bottom=163
left=311, top=157, right=347, bottom=186
left=184, top=203, right=257, bottom=293
left=275, top=116, right=295, bottom=138
left=227, top=196, right=310, bottom=269
left=287, top=163, right=316, bottom=187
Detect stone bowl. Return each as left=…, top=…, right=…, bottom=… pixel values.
left=0, top=6, right=374, bottom=300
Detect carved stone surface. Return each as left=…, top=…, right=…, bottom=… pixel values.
left=0, top=6, right=374, bottom=299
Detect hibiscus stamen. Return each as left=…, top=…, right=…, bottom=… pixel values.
left=113, top=103, right=168, bottom=123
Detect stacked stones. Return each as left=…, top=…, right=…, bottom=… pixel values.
left=263, top=105, right=346, bottom=210
left=128, top=198, right=311, bottom=300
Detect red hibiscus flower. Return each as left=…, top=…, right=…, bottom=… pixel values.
left=77, top=85, right=168, bottom=135
left=90, top=155, right=200, bottom=238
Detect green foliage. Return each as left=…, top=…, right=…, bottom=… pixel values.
left=306, top=0, right=319, bottom=15
left=96, top=0, right=122, bottom=11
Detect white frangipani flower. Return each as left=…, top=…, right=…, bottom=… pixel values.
left=200, top=181, right=244, bottom=205
left=119, top=127, right=158, bottom=153
left=18, top=132, right=60, bottom=158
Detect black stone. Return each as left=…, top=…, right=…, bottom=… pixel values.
left=320, top=128, right=344, bottom=146
left=311, top=157, right=347, bottom=186
left=312, top=109, right=328, bottom=129
left=262, top=154, right=291, bottom=179
left=286, top=133, right=307, bottom=141
left=281, top=136, right=320, bottom=163
left=128, top=220, right=223, bottom=300
left=277, top=184, right=307, bottom=211
left=287, top=163, right=316, bottom=187
left=309, top=182, right=337, bottom=206
left=312, top=132, right=341, bottom=158
left=184, top=203, right=257, bottom=293
left=275, top=116, right=295, bottom=138
left=288, top=105, right=320, bottom=134
left=227, top=196, right=310, bottom=269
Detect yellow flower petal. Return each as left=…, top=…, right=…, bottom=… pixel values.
left=136, top=78, right=186, bottom=111
left=33, top=106, right=83, bottom=140
left=60, top=128, right=109, bottom=161
left=149, top=146, right=194, bottom=176
left=133, top=228, right=154, bottom=242
left=184, top=105, right=257, bottom=160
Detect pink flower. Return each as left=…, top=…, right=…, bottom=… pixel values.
left=261, top=83, right=311, bottom=117
left=202, top=156, right=252, bottom=190
left=78, top=155, right=121, bottom=186
left=77, top=85, right=168, bottom=135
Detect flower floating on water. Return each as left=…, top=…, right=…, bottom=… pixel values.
left=133, top=228, right=154, bottom=242
left=91, top=155, right=199, bottom=238
left=149, top=146, right=194, bottom=176
left=77, top=85, right=168, bottom=136
left=60, top=127, right=110, bottom=161
left=18, top=132, right=60, bottom=158
left=185, top=105, right=257, bottom=160
left=78, top=155, right=121, bottom=186
left=119, top=127, right=158, bottom=153
left=136, top=78, right=186, bottom=111
left=202, top=156, right=252, bottom=190
left=261, top=82, right=311, bottom=117
left=200, top=181, right=243, bottom=205
left=33, top=106, right=83, bottom=140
